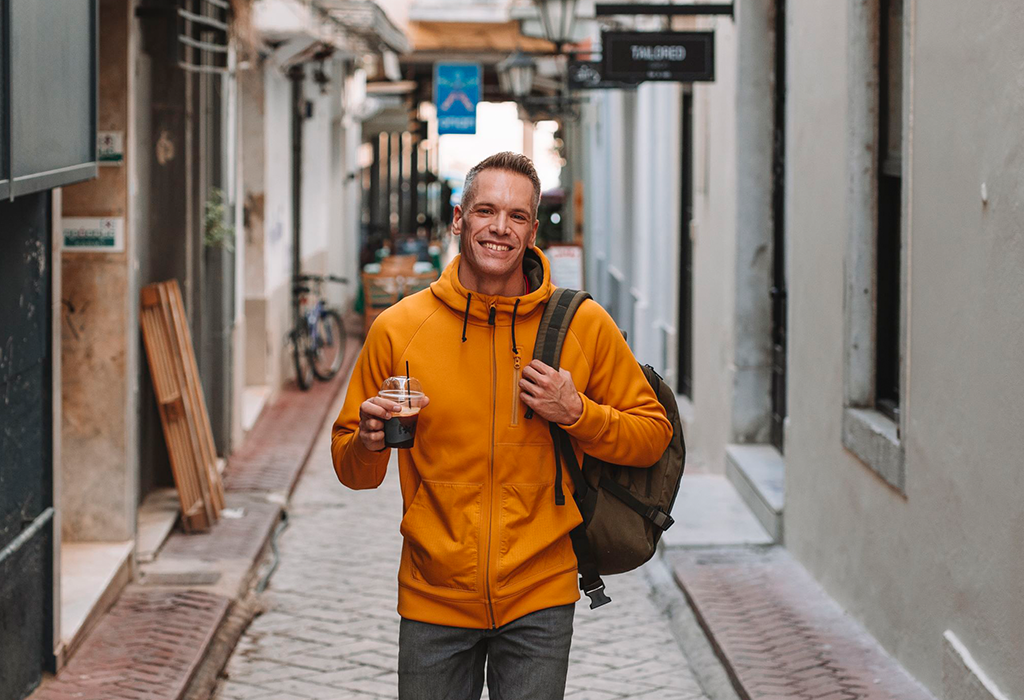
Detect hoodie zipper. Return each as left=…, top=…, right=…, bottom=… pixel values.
left=511, top=352, right=521, bottom=426
left=485, top=303, right=498, bottom=629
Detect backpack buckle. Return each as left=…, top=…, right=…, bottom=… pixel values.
left=582, top=580, right=612, bottom=609
left=648, top=508, right=675, bottom=531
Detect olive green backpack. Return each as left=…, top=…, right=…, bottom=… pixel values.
left=527, top=289, right=687, bottom=609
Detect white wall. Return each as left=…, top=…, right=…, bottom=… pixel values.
left=262, top=63, right=294, bottom=390
left=580, top=85, right=680, bottom=374
left=785, top=2, right=1024, bottom=697
left=687, top=15, right=739, bottom=472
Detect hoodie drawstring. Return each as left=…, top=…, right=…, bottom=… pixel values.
left=511, top=298, right=520, bottom=355
left=461, top=293, right=472, bottom=342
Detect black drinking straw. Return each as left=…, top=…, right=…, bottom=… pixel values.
left=405, top=360, right=411, bottom=408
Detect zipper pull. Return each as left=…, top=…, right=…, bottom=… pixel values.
left=488, top=305, right=496, bottom=325
left=513, top=354, right=521, bottom=369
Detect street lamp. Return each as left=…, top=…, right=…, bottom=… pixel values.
left=498, top=51, right=537, bottom=99
left=534, top=0, right=580, bottom=53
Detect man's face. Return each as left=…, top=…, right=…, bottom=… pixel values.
left=453, top=169, right=539, bottom=291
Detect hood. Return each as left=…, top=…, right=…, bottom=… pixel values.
left=431, top=247, right=555, bottom=326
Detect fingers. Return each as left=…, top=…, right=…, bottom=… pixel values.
left=527, top=359, right=555, bottom=375
left=361, top=397, right=399, bottom=420
left=360, top=397, right=400, bottom=432
left=519, top=377, right=542, bottom=396
left=521, top=364, right=549, bottom=386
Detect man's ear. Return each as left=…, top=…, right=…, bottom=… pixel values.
left=452, top=205, right=464, bottom=237
left=528, top=218, right=539, bottom=248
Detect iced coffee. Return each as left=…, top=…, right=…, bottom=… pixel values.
left=379, top=376, right=426, bottom=449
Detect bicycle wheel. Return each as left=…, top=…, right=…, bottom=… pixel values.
left=292, top=323, right=315, bottom=390
left=312, top=310, right=346, bottom=381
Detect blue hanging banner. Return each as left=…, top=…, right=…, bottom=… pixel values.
left=434, top=63, right=482, bottom=135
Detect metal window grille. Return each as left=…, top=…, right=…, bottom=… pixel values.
left=178, top=0, right=231, bottom=75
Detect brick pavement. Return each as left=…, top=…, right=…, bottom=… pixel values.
left=666, top=547, right=937, bottom=700
left=32, top=590, right=229, bottom=700
left=213, top=393, right=711, bottom=700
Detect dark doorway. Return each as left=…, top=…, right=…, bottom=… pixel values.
left=770, top=0, right=788, bottom=452
left=0, top=192, right=55, bottom=699
left=677, top=92, right=695, bottom=399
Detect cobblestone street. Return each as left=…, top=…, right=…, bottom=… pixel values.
left=213, top=392, right=710, bottom=700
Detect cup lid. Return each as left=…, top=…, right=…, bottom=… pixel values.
left=380, top=376, right=424, bottom=398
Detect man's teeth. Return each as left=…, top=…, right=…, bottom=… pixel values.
left=482, top=242, right=512, bottom=251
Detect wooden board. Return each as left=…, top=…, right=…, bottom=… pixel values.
left=139, top=280, right=223, bottom=532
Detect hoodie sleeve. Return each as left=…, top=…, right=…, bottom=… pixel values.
left=559, top=300, right=672, bottom=467
left=331, top=316, right=394, bottom=489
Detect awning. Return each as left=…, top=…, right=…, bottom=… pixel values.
left=253, top=0, right=409, bottom=58
left=316, top=0, right=411, bottom=55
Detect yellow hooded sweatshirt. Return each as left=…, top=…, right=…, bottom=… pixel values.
left=331, top=248, right=672, bottom=629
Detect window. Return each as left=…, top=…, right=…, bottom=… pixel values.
left=677, top=93, right=694, bottom=399
left=876, top=0, right=903, bottom=422
left=770, top=0, right=788, bottom=451
left=842, top=0, right=907, bottom=492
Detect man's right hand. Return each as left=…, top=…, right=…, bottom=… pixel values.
left=358, top=397, right=401, bottom=452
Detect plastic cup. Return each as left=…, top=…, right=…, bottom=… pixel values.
left=379, top=376, right=426, bottom=449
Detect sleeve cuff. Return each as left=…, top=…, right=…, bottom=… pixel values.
left=559, top=392, right=608, bottom=443
left=350, top=430, right=391, bottom=465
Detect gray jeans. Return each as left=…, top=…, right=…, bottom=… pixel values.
left=398, top=604, right=575, bottom=700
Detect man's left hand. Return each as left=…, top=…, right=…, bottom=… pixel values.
left=519, top=360, right=584, bottom=425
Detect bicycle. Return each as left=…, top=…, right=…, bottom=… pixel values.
left=291, top=273, right=349, bottom=391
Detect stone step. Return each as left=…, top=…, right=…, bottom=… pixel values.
left=725, top=444, right=784, bottom=542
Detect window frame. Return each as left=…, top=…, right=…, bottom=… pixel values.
left=842, top=0, right=910, bottom=493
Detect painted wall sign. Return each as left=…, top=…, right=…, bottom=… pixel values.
left=434, top=63, right=482, bottom=135
left=602, top=31, right=715, bottom=83
left=97, top=131, right=124, bottom=165
left=62, top=217, right=125, bottom=252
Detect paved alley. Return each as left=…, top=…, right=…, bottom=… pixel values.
left=212, top=392, right=711, bottom=700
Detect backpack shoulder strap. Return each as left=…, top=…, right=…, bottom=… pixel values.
left=530, top=289, right=611, bottom=610
left=532, top=288, right=592, bottom=369
left=524, top=288, right=591, bottom=423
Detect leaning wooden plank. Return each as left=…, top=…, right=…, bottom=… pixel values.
left=166, top=283, right=225, bottom=512
left=140, top=286, right=210, bottom=532
left=158, top=282, right=219, bottom=526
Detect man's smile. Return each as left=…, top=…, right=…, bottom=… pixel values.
left=480, top=241, right=514, bottom=252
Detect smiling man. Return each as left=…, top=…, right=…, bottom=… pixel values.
left=332, top=152, right=671, bottom=700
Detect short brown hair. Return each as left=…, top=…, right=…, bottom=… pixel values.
left=461, top=152, right=541, bottom=219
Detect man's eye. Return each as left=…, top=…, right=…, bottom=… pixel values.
left=513, top=214, right=527, bottom=222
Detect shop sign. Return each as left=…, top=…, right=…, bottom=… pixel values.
left=567, top=61, right=637, bottom=90
left=546, top=244, right=584, bottom=290
left=97, top=131, right=124, bottom=166
left=62, top=217, right=125, bottom=252
left=602, top=31, right=715, bottom=83
left=435, top=63, right=482, bottom=135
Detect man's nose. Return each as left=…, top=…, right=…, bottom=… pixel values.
left=492, top=213, right=510, bottom=234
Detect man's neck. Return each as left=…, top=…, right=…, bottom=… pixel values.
left=458, top=263, right=527, bottom=297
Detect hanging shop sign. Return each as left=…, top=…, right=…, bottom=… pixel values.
left=62, top=217, right=125, bottom=252
left=602, top=31, right=715, bottom=83
left=434, top=63, right=482, bottom=135
left=567, top=60, right=637, bottom=90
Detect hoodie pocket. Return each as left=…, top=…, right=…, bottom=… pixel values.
left=400, top=479, right=482, bottom=591
left=497, top=482, right=576, bottom=590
